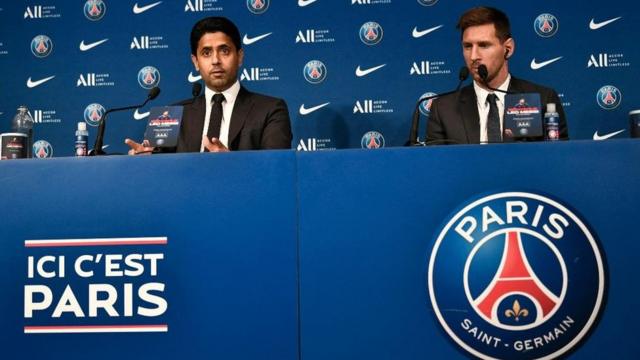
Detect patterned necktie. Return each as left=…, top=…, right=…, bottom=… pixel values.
left=486, top=93, right=502, bottom=143
left=206, top=93, right=225, bottom=140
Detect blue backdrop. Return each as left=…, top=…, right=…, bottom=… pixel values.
left=0, top=0, right=637, bottom=156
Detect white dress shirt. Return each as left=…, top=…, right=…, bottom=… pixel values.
left=201, top=80, right=241, bottom=152
left=473, top=74, right=511, bottom=144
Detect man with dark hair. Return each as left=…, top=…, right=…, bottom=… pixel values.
left=426, top=6, right=568, bottom=144
left=127, top=16, right=291, bottom=153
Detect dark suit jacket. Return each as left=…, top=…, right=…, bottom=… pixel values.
left=427, top=77, right=569, bottom=144
left=176, top=86, right=292, bottom=152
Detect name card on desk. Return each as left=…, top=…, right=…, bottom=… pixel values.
left=144, top=106, right=183, bottom=148
left=504, top=94, right=542, bottom=139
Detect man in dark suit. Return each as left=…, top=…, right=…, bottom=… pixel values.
left=126, top=16, right=291, bottom=154
left=427, top=7, right=568, bottom=145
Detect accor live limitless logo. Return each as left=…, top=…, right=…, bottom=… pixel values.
left=24, top=237, right=169, bottom=334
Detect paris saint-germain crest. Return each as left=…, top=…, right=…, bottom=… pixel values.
left=30, top=35, right=53, bottom=58
left=138, top=66, right=161, bottom=89
left=428, top=192, right=605, bottom=359
left=359, top=22, right=383, bottom=46
left=247, top=0, right=269, bottom=14
left=597, top=85, right=622, bottom=110
left=534, top=14, right=559, bottom=37
left=84, top=0, right=106, bottom=21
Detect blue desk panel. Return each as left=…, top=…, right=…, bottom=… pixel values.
left=297, top=140, right=640, bottom=360
left=0, top=151, right=299, bottom=360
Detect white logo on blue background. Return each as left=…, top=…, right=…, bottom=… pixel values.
left=30, top=35, right=53, bottom=58
left=534, top=13, right=559, bottom=37
left=247, top=0, right=269, bottom=14
left=418, top=92, right=438, bottom=116
left=428, top=192, right=606, bottom=360
left=597, top=85, right=622, bottom=110
left=138, top=66, right=161, bottom=89
left=84, top=103, right=105, bottom=127
left=33, top=140, right=53, bottom=158
left=361, top=131, right=385, bottom=149
left=303, top=60, right=327, bottom=84
left=84, top=0, right=106, bottom=21
left=359, top=22, right=383, bottom=46
left=417, top=0, right=439, bottom=6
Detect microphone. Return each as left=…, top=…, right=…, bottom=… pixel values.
left=477, top=65, right=513, bottom=94
left=171, top=82, right=203, bottom=106
left=90, top=87, right=161, bottom=156
left=407, top=66, right=469, bottom=146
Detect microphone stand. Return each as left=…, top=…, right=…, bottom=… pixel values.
left=90, top=88, right=160, bottom=156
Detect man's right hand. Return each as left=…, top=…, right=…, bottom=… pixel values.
left=125, top=138, right=155, bottom=155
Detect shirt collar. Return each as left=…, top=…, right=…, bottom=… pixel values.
left=474, top=74, right=511, bottom=106
left=204, top=79, right=241, bottom=105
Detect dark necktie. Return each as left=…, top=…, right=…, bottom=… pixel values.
left=486, top=93, right=502, bottom=143
left=206, top=93, right=225, bottom=140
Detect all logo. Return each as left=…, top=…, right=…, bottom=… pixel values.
left=303, top=60, right=327, bottom=84
left=534, top=14, right=559, bottom=37
left=84, top=103, right=105, bottom=127
left=33, top=140, right=53, bottom=158
left=359, top=22, right=383, bottom=46
left=596, top=85, right=622, bottom=110
left=247, top=0, right=269, bottom=14
left=137, top=66, right=161, bottom=89
left=361, top=131, right=385, bottom=149
left=84, top=0, right=106, bottom=21
left=428, top=192, right=606, bottom=359
left=418, top=92, right=438, bottom=116
left=30, top=35, right=53, bottom=58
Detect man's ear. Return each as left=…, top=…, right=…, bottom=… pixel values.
left=191, top=54, right=198, bottom=71
left=504, top=38, right=515, bottom=59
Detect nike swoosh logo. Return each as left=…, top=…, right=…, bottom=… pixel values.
left=298, top=0, right=318, bottom=7
left=134, top=109, right=150, bottom=120
left=299, top=102, right=330, bottom=115
left=589, top=17, right=622, bottom=30
left=412, top=25, right=443, bottom=38
left=188, top=72, right=201, bottom=83
left=593, top=129, right=625, bottom=140
left=26, top=75, right=55, bottom=88
left=355, top=64, right=386, bottom=77
left=79, top=39, right=109, bottom=51
left=133, top=1, right=162, bottom=14
left=530, top=56, right=563, bottom=70
left=242, top=32, right=273, bottom=45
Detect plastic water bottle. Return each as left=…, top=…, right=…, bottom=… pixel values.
left=75, top=122, right=89, bottom=156
left=544, top=103, right=560, bottom=141
left=12, top=106, right=34, bottom=157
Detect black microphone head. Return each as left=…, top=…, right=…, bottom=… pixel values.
left=192, top=82, right=202, bottom=98
left=477, top=65, right=488, bottom=82
left=459, top=66, right=470, bottom=81
left=148, top=87, right=161, bottom=100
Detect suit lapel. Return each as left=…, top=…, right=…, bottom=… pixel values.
left=228, top=87, right=253, bottom=148
left=186, top=95, right=206, bottom=151
left=459, top=85, right=481, bottom=143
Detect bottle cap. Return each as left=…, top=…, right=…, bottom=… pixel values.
left=546, top=103, right=556, bottom=113
left=77, top=122, right=87, bottom=131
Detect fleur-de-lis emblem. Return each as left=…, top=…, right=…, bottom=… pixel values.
left=505, top=300, right=529, bottom=322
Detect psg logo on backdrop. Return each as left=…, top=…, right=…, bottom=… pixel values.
left=428, top=192, right=606, bottom=360
left=303, top=60, right=327, bottom=84
left=359, top=22, right=383, bottom=46
left=360, top=131, right=385, bottom=149
left=84, top=103, right=105, bottom=127
left=247, top=0, right=269, bottom=14
left=84, top=0, right=106, bottom=21
left=33, top=140, right=53, bottom=158
left=30, top=35, right=53, bottom=58
left=138, top=66, right=161, bottom=89
left=534, top=14, right=559, bottom=37
left=418, top=92, right=438, bottom=116
left=417, top=0, right=439, bottom=6
left=596, top=85, right=622, bottom=110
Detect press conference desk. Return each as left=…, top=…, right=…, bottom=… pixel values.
left=1, top=140, right=638, bottom=359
